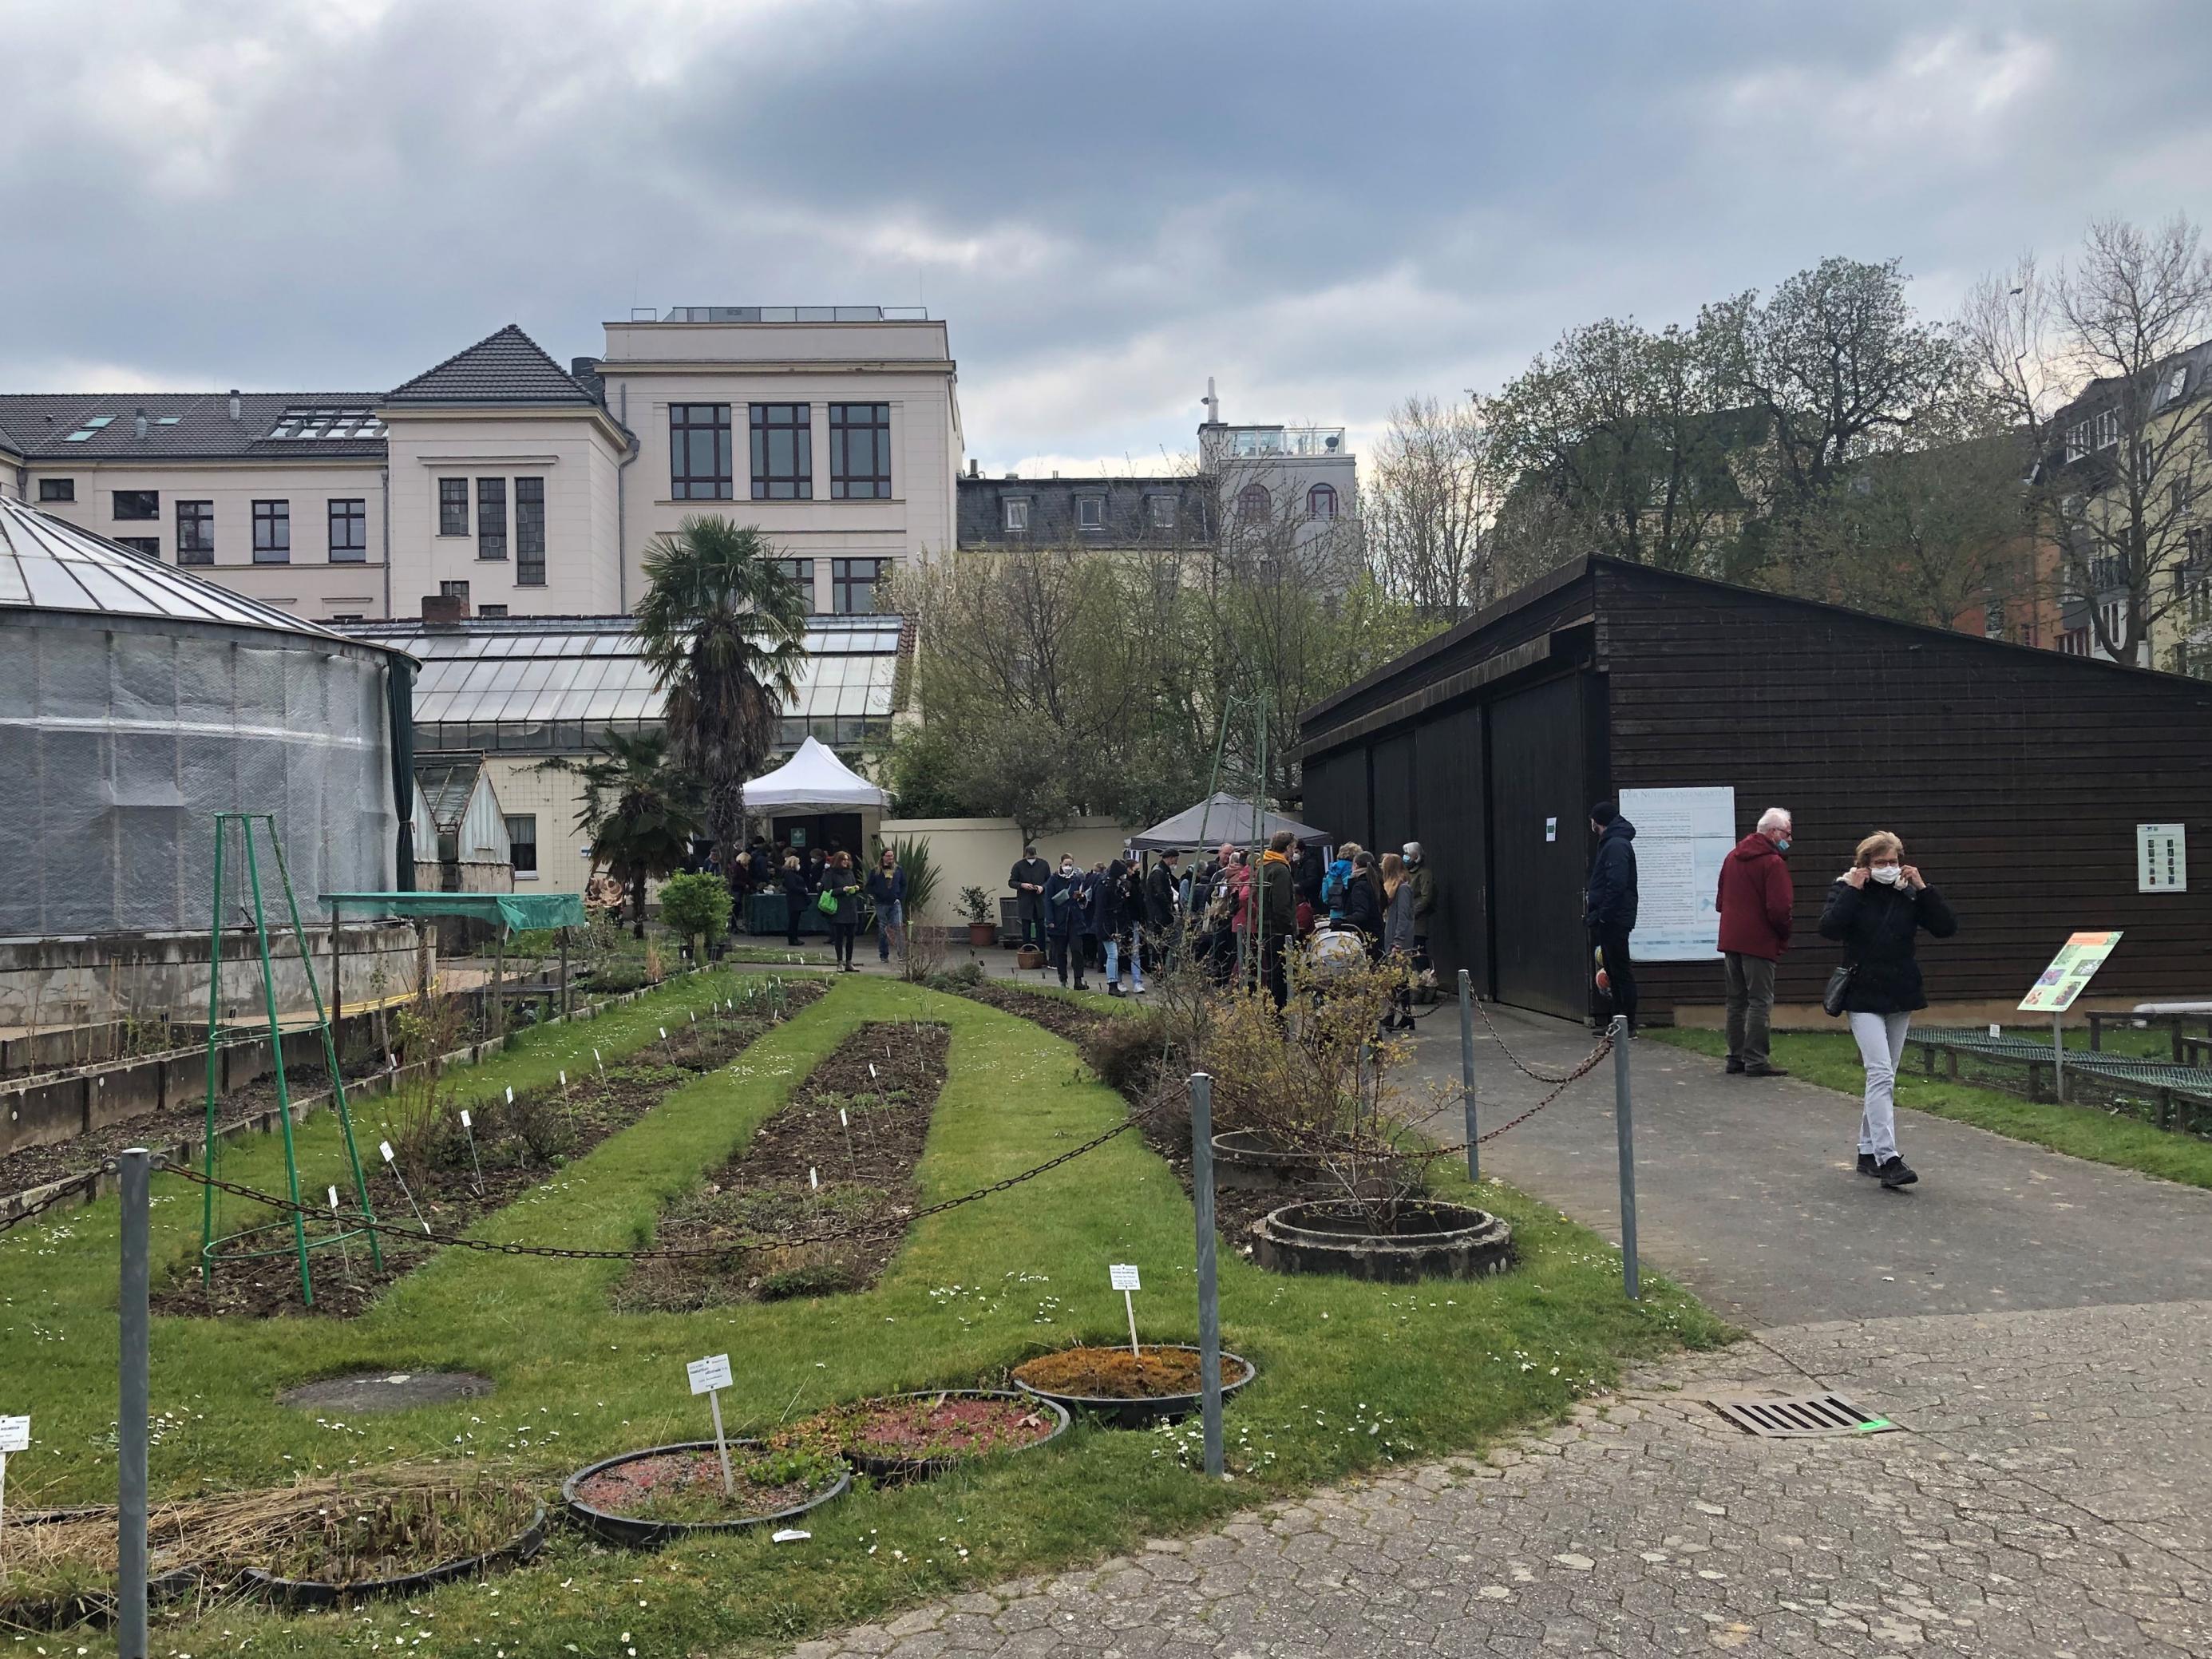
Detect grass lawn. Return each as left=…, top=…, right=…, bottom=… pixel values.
left=1649, top=1026, right=2212, bottom=1189
left=4, top=976, right=1724, bottom=1657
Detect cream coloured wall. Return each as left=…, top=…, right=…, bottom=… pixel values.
left=382, top=407, right=627, bottom=617
left=481, top=758, right=590, bottom=897
left=876, top=817, right=1135, bottom=928
left=22, top=457, right=387, bottom=618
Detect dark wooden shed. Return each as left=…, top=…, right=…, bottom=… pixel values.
left=1297, top=557, right=2212, bottom=1025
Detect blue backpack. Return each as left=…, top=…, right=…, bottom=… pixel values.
left=1320, top=857, right=1351, bottom=912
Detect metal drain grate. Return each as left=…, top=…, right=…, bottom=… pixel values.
left=1706, top=1392, right=1893, bottom=1438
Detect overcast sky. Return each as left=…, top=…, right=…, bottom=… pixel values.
left=5, top=1, right=2207, bottom=473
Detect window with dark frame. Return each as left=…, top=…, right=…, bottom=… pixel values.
left=327, top=498, right=366, bottom=562
left=113, top=489, right=158, bottom=521
left=1237, top=484, right=1270, bottom=521
left=832, top=556, right=887, bottom=616
left=477, top=477, right=507, bottom=560
left=1148, top=494, right=1175, bottom=530
left=515, top=477, right=544, bottom=585
left=437, top=477, right=469, bottom=535
left=1308, top=483, right=1338, bottom=519
left=507, top=814, right=538, bottom=873
left=1004, top=499, right=1030, bottom=532
left=1077, top=496, right=1105, bottom=530
left=478, top=604, right=508, bottom=617
left=750, top=403, right=813, bottom=499
left=439, top=580, right=470, bottom=600
left=114, top=536, right=160, bottom=558
left=38, top=478, right=73, bottom=502
left=176, top=501, right=214, bottom=564
left=829, top=403, right=891, bottom=498
left=774, top=557, right=815, bottom=609
left=251, top=499, right=291, bottom=563
left=671, top=404, right=734, bottom=499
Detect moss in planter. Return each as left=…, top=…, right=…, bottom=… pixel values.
left=1013, top=1344, right=1251, bottom=1399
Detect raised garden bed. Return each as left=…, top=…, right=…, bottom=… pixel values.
left=802, top=1390, right=1069, bottom=1483
left=152, top=979, right=827, bottom=1320
left=1011, top=1344, right=1256, bottom=1427
left=614, top=1020, right=951, bottom=1311
left=562, top=1440, right=849, bottom=1546
left=1254, top=1198, right=1514, bottom=1283
left=241, top=1478, right=546, bottom=1609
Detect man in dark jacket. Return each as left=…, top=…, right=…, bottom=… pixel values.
left=1403, top=842, right=1437, bottom=977
left=1009, top=845, right=1051, bottom=949
left=1142, top=851, right=1180, bottom=967
left=1043, top=854, right=1090, bottom=989
left=1584, top=802, right=1640, bottom=1033
left=1259, top=831, right=1297, bottom=1009
left=1715, top=806, right=1795, bottom=1076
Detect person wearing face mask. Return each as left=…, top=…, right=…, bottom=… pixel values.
left=1715, top=806, right=1796, bottom=1077
left=1043, top=853, right=1091, bottom=990
left=1818, top=830, right=1958, bottom=1190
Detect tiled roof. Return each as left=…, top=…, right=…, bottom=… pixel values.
left=0, top=392, right=387, bottom=461
left=956, top=475, right=1214, bottom=547
left=384, top=323, right=600, bottom=407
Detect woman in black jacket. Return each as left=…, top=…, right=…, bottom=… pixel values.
left=1339, top=849, right=1385, bottom=954
left=780, top=854, right=810, bottom=948
left=1818, top=830, right=1957, bottom=1190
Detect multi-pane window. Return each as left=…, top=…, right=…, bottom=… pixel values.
left=507, top=814, right=538, bottom=874
left=1004, top=499, right=1030, bottom=532
left=114, top=537, right=160, bottom=558
left=671, top=404, right=734, bottom=499
left=1076, top=496, right=1105, bottom=530
left=252, top=499, right=291, bottom=563
left=750, top=403, right=812, bottom=499
left=38, top=478, right=73, bottom=502
left=439, top=580, right=470, bottom=600
left=829, top=403, right=891, bottom=498
left=1237, top=485, right=1270, bottom=521
left=477, top=478, right=507, bottom=560
left=1308, top=483, right=1338, bottom=520
left=327, top=498, right=366, bottom=562
left=515, top=477, right=545, bottom=585
left=478, top=604, right=508, bottom=617
left=437, top=477, right=469, bottom=535
left=176, top=501, right=214, bottom=564
left=833, top=556, right=887, bottom=616
left=1148, top=494, right=1176, bottom=530
left=113, top=490, right=158, bottom=521
left=775, top=558, right=816, bottom=609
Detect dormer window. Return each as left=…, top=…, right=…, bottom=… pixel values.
left=1004, top=499, right=1031, bottom=532
left=267, top=407, right=384, bottom=441
left=1077, top=496, right=1105, bottom=531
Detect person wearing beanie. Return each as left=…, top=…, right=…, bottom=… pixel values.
left=1583, top=800, right=1640, bottom=1033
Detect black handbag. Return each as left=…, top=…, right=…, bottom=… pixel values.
left=1822, top=963, right=1856, bottom=1019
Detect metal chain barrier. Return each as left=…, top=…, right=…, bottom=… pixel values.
left=1426, top=1031, right=1613, bottom=1156
left=1470, top=994, right=1611, bottom=1084
left=0, top=1170, right=105, bottom=1236
left=154, top=1102, right=1163, bottom=1263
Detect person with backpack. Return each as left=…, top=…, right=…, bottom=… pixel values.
left=1819, top=831, right=1957, bottom=1190
left=1584, top=801, right=1640, bottom=1033
left=1322, top=842, right=1359, bottom=921
left=867, top=846, right=908, bottom=964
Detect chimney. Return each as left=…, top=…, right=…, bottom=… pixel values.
left=228, top=390, right=241, bottom=421
left=967, top=458, right=979, bottom=479
left=133, top=407, right=148, bottom=440
left=1051, top=470, right=1060, bottom=479
left=1003, top=471, right=1018, bottom=481
left=421, top=592, right=468, bottom=625
left=569, top=357, right=603, bottom=405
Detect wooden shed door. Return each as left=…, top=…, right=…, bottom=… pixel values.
left=1487, top=675, right=1592, bottom=1018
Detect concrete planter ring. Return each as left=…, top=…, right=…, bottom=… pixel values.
left=1254, top=1198, right=1514, bottom=1284
left=1210, top=1129, right=1401, bottom=1197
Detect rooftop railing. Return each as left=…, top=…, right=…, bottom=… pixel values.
left=645, top=306, right=930, bottom=323
left=1224, top=426, right=1348, bottom=458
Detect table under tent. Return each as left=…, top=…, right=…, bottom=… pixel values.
left=736, top=738, right=892, bottom=936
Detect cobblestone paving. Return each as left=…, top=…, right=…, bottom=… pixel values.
left=784, top=1299, right=2212, bottom=1657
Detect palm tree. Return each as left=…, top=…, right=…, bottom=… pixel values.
left=539, top=730, right=701, bottom=938
left=634, top=517, right=810, bottom=866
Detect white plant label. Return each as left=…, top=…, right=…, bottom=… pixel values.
left=659, top=1027, right=667, bottom=1040
left=379, top=1141, right=395, bottom=1163
left=1989, top=1024, right=2002, bottom=1039
left=687, top=1353, right=732, bottom=1395
left=328, top=1186, right=340, bottom=1210
left=1109, top=1263, right=1142, bottom=1292
left=460, top=1109, right=473, bottom=1128
left=505, top=1087, right=514, bottom=1104
left=868, top=1063, right=877, bottom=1080
left=559, top=1070, right=568, bottom=1088
left=770, top=1527, right=809, bottom=1543
left=0, top=1415, right=30, bottom=1454
left=839, top=1108, right=849, bottom=1128
left=809, top=1167, right=819, bottom=1190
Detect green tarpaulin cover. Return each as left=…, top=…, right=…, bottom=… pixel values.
left=319, top=892, right=588, bottom=932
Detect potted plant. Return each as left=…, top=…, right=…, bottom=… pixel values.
left=563, top=1438, right=849, bottom=1546
left=799, top=1390, right=1067, bottom=1483
left=1011, top=1344, right=1257, bottom=1429
left=958, top=885, right=997, bottom=948
left=657, top=872, right=732, bottom=966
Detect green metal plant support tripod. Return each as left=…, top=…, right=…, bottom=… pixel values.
left=200, top=813, right=382, bottom=1305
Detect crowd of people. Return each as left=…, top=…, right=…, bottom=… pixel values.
left=711, top=838, right=909, bottom=972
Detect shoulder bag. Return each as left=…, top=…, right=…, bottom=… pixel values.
left=1822, top=962, right=1855, bottom=1019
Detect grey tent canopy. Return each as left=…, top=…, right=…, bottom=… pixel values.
left=1126, top=792, right=1329, bottom=852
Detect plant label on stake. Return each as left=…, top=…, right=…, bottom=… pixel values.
left=0, top=1413, right=25, bottom=1571
left=839, top=1106, right=857, bottom=1176
left=461, top=1108, right=486, bottom=1194
left=594, top=1047, right=604, bottom=1078
left=1110, top=1263, right=1142, bottom=1360
left=686, top=1353, right=735, bottom=1495
left=328, top=1186, right=354, bottom=1284
left=379, top=1140, right=432, bottom=1237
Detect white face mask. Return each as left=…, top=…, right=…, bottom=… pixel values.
left=1060, top=863, right=1074, bottom=876
left=1870, top=865, right=1901, bottom=885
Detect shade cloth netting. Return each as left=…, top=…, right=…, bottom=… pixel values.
left=1125, top=792, right=1329, bottom=852
left=319, top=892, right=588, bottom=932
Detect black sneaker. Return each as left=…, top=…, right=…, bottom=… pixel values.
left=1107, top=984, right=1125, bottom=998
left=1857, top=1153, right=1879, bottom=1178
left=1878, top=1157, right=1918, bottom=1190
left=1744, top=1063, right=1791, bottom=1078
left=1725, top=1058, right=1745, bottom=1074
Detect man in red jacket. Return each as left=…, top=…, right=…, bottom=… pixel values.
left=1715, top=806, right=1795, bottom=1077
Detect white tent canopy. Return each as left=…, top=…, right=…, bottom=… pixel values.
left=1126, top=791, right=1328, bottom=852
left=742, top=736, right=890, bottom=812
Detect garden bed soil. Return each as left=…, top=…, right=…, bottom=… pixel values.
left=1011, top=1344, right=1250, bottom=1399
left=150, top=980, right=827, bottom=1320
left=809, top=1391, right=1068, bottom=1481
left=952, top=980, right=1115, bottom=1050
left=615, top=1020, right=952, bottom=1311
left=565, top=1443, right=846, bottom=1538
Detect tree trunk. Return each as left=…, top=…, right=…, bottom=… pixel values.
left=630, top=871, right=647, bottom=940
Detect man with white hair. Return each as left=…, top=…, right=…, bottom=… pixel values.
left=1714, top=806, right=1796, bottom=1075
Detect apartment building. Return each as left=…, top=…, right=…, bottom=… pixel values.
left=0, top=306, right=961, bottom=623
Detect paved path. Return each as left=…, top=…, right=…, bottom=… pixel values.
left=774, top=1000, right=2212, bottom=1657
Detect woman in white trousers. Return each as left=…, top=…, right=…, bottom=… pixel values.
left=1817, top=831, right=1958, bottom=1190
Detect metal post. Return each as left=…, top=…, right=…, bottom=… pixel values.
left=117, top=1147, right=151, bottom=1659
left=240, top=822, right=314, bottom=1304
left=1458, top=969, right=1479, bottom=1182
left=559, top=928, right=571, bottom=1019
left=2053, top=1012, right=2066, bottom=1103
left=330, top=906, right=342, bottom=1031
left=491, top=928, right=507, bottom=1045
left=199, top=818, right=226, bottom=1288
left=1190, top=1071, right=1224, bottom=1479
left=1611, top=1015, right=1640, bottom=1301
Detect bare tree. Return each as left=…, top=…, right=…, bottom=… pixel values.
left=1965, top=215, right=2212, bottom=665
left=1363, top=394, right=1502, bottom=619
